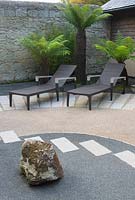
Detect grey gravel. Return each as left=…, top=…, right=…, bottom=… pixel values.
left=0, top=133, right=135, bottom=200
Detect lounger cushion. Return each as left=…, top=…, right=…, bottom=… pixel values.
left=10, top=83, right=56, bottom=96
left=67, top=84, right=110, bottom=96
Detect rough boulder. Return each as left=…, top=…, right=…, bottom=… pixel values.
left=20, top=140, right=64, bottom=185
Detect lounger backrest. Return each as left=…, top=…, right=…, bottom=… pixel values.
left=48, top=64, right=77, bottom=87
left=98, top=63, right=125, bottom=86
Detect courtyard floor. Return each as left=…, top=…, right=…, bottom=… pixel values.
left=1, top=132, right=135, bottom=200
left=0, top=100, right=135, bottom=145
left=0, top=81, right=135, bottom=144
left=1, top=83, right=135, bottom=199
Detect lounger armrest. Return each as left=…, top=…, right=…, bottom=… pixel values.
left=87, top=75, right=101, bottom=81
left=110, top=77, right=126, bottom=84
left=55, top=77, right=76, bottom=84
left=35, top=75, right=52, bottom=82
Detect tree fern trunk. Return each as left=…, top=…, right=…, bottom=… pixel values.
left=39, top=58, right=50, bottom=84
left=75, top=30, right=86, bottom=85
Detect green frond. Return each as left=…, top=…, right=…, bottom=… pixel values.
left=60, top=3, right=83, bottom=29
left=95, top=44, right=109, bottom=54
left=59, top=2, right=111, bottom=30
left=95, top=33, right=135, bottom=63
left=95, top=13, right=112, bottom=22
left=21, top=33, right=71, bottom=66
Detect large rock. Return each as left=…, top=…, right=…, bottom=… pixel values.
left=20, top=140, right=64, bottom=185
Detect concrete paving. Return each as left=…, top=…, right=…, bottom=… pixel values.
left=0, top=81, right=135, bottom=111
left=0, top=92, right=135, bottom=111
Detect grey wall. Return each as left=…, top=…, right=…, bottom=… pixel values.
left=0, top=0, right=109, bottom=83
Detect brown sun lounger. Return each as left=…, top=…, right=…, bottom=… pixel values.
left=67, top=63, right=127, bottom=110
left=9, top=64, right=76, bottom=110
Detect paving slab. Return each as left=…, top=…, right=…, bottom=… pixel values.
left=111, top=94, right=131, bottom=109
left=64, top=94, right=77, bottom=107
left=92, top=93, right=104, bottom=109
left=115, top=150, right=135, bottom=168
left=0, top=96, right=14, bottom=110
left=75, top=95, right=88, bottom=108
left=79, top=139, right=112, bottom=156
left=38, top=93, right=52, bottom=109
left=0, top=92, right=135, bottom=111
left=0, top=105, right=3, bottom=111
left=51, top=137, right=79, bottom=153
left=13, top=95, right=26, bottom=110
left=0, top=130, right=21, bottom=143
left=99, top=93, right=119, bottom=109
left=123, top=95, right=135, bottom=110
left=24, top=136, right=44, bottom=142
left=51, top=93, right=64, bottom=108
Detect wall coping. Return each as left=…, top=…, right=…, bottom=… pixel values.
left=0, top=1, right=62, bottom=7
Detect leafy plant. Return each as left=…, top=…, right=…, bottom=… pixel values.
left=69, top=0, right=109, bottom=6
left=21, top=33, right=71, bottom=76
left=95, top=33, right=135, bottom=63
left=59, top=0, right=111, bottom=84
left=43, top=25, right=76, bottom=73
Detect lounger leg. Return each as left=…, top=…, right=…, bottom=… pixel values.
left=27, top=96, right=30, bottom=111
left=67, top=93, right=70, bottom=107
left=122, top=79, right=126, bottom=94
left=9, top=93, right=12, bottom=107
left=73, top=81, right=77, bottom=89
left=55, top=83, right=59, bottom=101
left=88, top=96, right=91, bottom=110
left=110, top=83, right=113, bottom=101
left=37, top=94, right=40, bottom=107
left=56, top=90, right=59, bottom=101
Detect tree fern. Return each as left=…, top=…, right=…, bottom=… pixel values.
left=95, top=33, right=135, bottom=63
left=59, top=0, right=111, bottom=84
left=21, top=34, right=71, bottom=75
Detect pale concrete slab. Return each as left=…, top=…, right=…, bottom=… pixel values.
left=63, top=94, right=77, bottom=107
left=30, top=93, right=51, bottom=109
left=24, top=136, right=44, bottom=142
left=62, top=93, right=68, bottom=107
left=51, top=137, right=79, bottom=153
left=0, top=130, right=21, bottom=143
left=92, top=93, right=104, bottom=109
left=115, top=150, right=135, bottom=168
left=0, top=96, right=14, bottom=110
left=30, top=96, right=39, bottom=109
left=13, top=95, right=26, bottom=109
left=73, top=95, right=80, bottom=107
left=51, top=93, right=64, bottom=108
left=123, top=95, right=135, bottom=110
left=79, top=140, right=111, bottom=156
left=75, top=96, right=88, bottom=108
left=0, top=105, right=3, bottom=111
left=111, top=94, right=131, bottom=109
left=0, top=96, right=9, bottom=104
left=99, top=93, right=119, bottom=109
left=61, top=93, right=68, bottom=107
left=39, top=93, right=52, bottom=108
